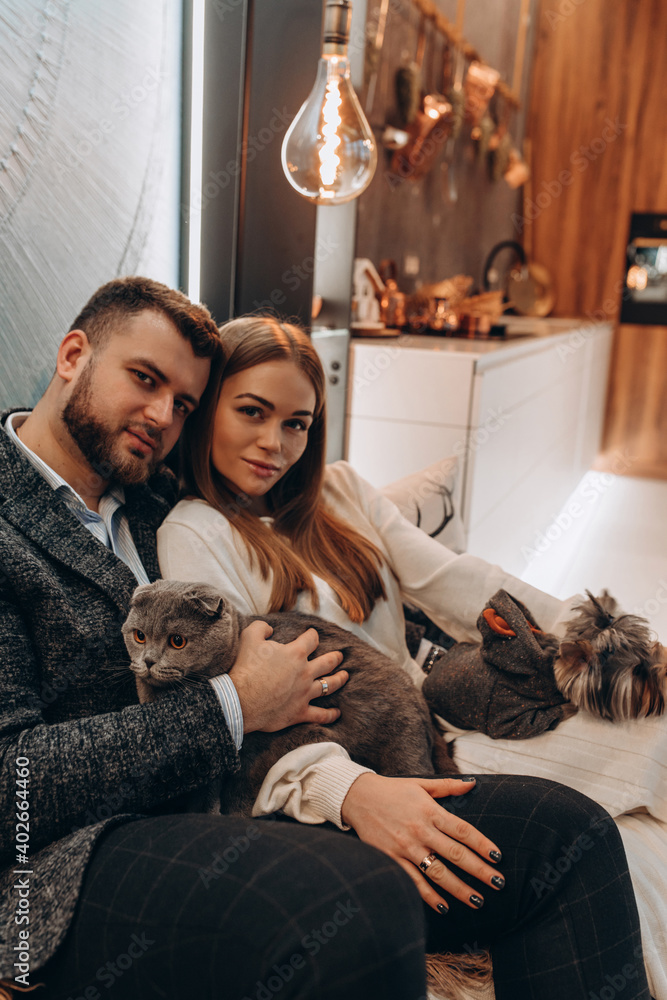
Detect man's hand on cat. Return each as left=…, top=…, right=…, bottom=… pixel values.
left=229, top=620, right=348, bottom=734
left=341, top=773, right=505, bottom=914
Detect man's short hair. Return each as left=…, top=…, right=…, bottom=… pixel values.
left=69, top=276, right=220, bottom=358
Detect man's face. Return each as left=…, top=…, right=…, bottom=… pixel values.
left=62, top=310, right=211, bottom=486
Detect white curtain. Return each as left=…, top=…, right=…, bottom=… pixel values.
left=0, top=0, right=182, bottom=407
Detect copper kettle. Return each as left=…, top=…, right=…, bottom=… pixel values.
left=483, top=240, right=555, bottom=317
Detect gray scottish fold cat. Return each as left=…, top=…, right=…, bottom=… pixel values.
left=122, top=579, right=457, bottom=815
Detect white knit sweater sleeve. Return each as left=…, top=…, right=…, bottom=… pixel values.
left=252, top=744, right=373, bottom=829
left=330, top=462, right=578, bottom=640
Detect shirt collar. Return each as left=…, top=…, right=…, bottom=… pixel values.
left=4, top=411, right=125, bottom=512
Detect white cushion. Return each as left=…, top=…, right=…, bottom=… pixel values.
left=381, top=456, right=466, bottom=553
left=450, top=709, right=667, bottom=823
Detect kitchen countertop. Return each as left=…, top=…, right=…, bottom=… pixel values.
left=349, top=316, right=612, bottom=371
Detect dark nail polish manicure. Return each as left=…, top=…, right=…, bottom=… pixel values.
left=491, top=875, right=505, bottom=889
left=437, top=902, right=449, bottom=915
left=469, top=894, right=484, bottom=908
left=458, top=776, right=476, bottom=782
left=489, top=850, right=502, bottom=862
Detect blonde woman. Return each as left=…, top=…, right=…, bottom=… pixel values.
left=158, top=316, right=650, bottom=1000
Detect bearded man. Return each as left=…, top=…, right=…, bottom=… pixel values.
left=0, top=277, right=425, bottom=1000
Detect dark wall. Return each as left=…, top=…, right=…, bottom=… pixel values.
left=355, top=0, right=538, bottom=294
left=199, top=0, right=321, bottom=325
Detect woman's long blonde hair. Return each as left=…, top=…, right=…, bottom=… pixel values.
left=180, top=316, right=387, bottom=622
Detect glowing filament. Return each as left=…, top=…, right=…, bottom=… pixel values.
left=319, top=79, right=342, bottom=189
left=627, top=265, right=648, bottom=291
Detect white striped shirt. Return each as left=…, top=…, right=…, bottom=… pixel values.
left=4, top=412, right=243, bottom=748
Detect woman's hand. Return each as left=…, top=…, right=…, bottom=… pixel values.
left=230, top=620, right=348, bottom=734
left=341, top=773, right=504, bottom=914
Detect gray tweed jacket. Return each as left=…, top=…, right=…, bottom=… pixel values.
left=0, top=410, right=241, bottom=977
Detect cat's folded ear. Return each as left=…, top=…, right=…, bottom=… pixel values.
left=131, top=584, right=154, bottom=602
left=194, top=596, right=224, bottom=618
left=187, top=586, right=225, bottom=619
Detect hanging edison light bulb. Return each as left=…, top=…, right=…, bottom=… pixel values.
left=281, top=0, right=377, bottom=205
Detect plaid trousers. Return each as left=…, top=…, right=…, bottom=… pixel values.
left=39, top=774, right=650, bottom=1000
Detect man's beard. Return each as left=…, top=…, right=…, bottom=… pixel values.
left=62, top=361, right=161, bottom=486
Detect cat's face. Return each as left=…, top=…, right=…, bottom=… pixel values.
left=122, top=580, right=240, bottom=690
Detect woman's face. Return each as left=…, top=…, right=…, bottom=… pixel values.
left=211, top=359, right=317, bottom=513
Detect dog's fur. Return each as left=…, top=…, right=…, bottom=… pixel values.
left=424, top=589, right=667, bottom=741
left=555, top=590, right=667, bottom=722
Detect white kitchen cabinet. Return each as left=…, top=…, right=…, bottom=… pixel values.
left=345, top=320, right=613, bottom=576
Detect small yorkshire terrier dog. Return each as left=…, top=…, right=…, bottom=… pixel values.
left=555, top=590, right=667, bottom=722
left=422, top=588, right=666, bottom=740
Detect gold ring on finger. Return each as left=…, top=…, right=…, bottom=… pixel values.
left=419, top=852, right=437, bottom=873
left=320, top=679, right=329, bottom=695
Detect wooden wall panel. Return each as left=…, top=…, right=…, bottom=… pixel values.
left=526, top=0, right=667, bottom=477
left=600, top=325, right=667, bottom=479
